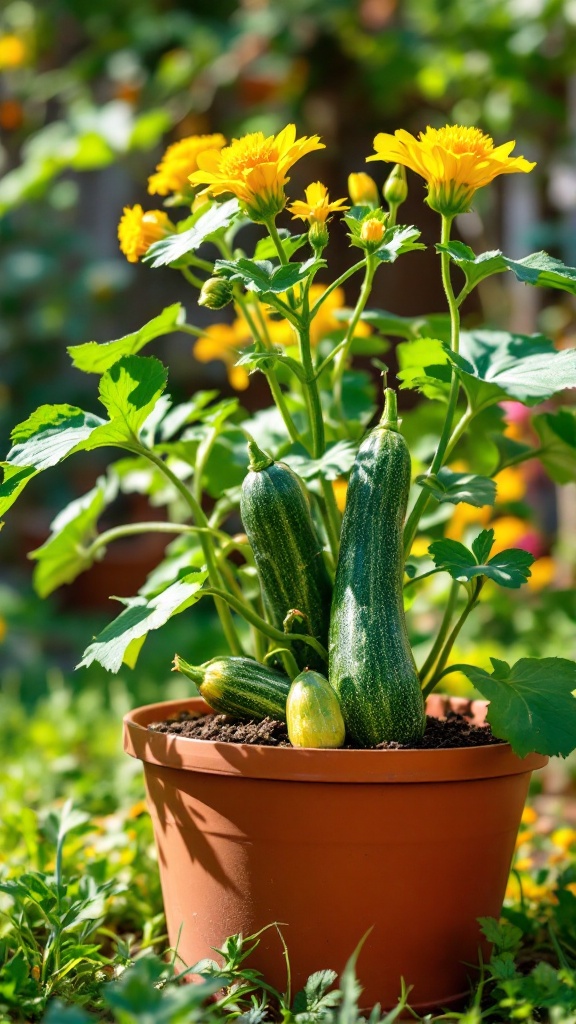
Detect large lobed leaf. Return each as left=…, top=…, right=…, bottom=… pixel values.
left=144, top=198, right=240, bottom=267
left=214, top=255, right=324, bottom=294
left=0, top=356, right=168, bottom=518
left=459, top=657, right=576, bottom=757
left=77, top=571, right=208, bottom=672
left=417, top=467, right=496, bottom=507
left=439, top=240, right=576, bottom=296
left=68, top=303, right=185, bottom=374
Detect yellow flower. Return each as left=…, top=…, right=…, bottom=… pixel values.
left=526, top=556, right=555, bottom=591
left=117, top=206, right=172, bottom=263
left=348, top=172, right=379, bottom=207
left=521, top=806, right=538, bottom=826
left=367, top=124, right=535, bottom=216
left=148, top=133, right=226, bottom=197
left=193, top=321, right=250, bottom=391
left=360, top=217, right=385, bottom=245
left=189, top=124, right=325, bottom=222
left=494, top=466, right=526, bottom=504
left=308, top=284, right=371, bottom=346
left=288, top=181, right=349, bottom=224
left=332, top=479, right=348, bottom=513
left=0, top=34, right=27, bottom=69
left=551, top=827, right=576, bottom=853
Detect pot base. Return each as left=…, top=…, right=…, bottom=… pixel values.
left=124, top=697, right=547, bottom=1011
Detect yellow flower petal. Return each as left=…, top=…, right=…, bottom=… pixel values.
left=148, top=133, right=226, bottom=196
left=189, top=124, right=325, bottom=221
left=368, top=124, right=535, bottom=215
left=117, top=206, right=172, bottom=263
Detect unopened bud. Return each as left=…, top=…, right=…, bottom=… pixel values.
left=360, top=217, right=385, bottom=246
left=308, top=220, right=329, bottom=252
left=198, top=276, right=234, bottom=310
left=383, top=164, right=408, bottom=208
left=348, top=172, right=379, bottom=208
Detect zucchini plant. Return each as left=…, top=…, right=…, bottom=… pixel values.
left=3, top=122, right=576, bottom=755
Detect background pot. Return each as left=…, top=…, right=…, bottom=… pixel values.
left=123, top=696, right=547, bottom=1012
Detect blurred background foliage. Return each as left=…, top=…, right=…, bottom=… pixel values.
left=2, top=0, right=576, bottom=701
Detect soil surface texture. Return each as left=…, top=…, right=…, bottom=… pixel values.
left=148, top=709, right=504, bottom=749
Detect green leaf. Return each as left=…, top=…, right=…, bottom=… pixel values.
left=283, top=440, right=357, bottom=481
left=439, top=241, right=576, bottom=296
left=8, top=404, right=104, bottom=470
left=396, top=338, right=451, bottom=399
left=68, top=304, right=185, bottom=374
left=491, top=432, right=534, bottom=472
left=533, top=408, right=576, bottom=483
left=429, top=531, right=534, bottom=588
left=417, top=468, right=496, bottom=507
left=373, top=224, right=426, bottom=263
left=77, top=571, right=208, bottom=672
left=0, top=464, right=37, bottom=518
left=144, top=198, right=240, bottom=266
left=458, top=658, right=576, bottom=757
left=29, top=475, right=118, bottom=597
left=214, top=256, right=323, bottom=294
left=361, top=309, right=451, bottom=342
left=254, top=231, right=307, bottom=261
left=447, top=330, right=576, bottom=409
left=86, top=355, right=168, bottom=448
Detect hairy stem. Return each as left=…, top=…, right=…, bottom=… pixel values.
left=403, top=215, right=461, bottom=556
left=202, top=587, right=329, bottom=663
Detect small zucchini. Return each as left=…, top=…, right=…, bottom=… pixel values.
left=286, top=670, right=345, bottom=748
left=240, top=440, right=332, bottom=672
left=329, top=389, right=426, bottom=747
left=174, top=654, right=290, bottom=721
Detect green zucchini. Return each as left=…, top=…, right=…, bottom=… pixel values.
left=174, top=654, right=290, bottom=721
left=286, top=670, right=345, bottom=748
left=240, top=441, right=332, bottom=672
left=329, top=389, right=426, bottom=747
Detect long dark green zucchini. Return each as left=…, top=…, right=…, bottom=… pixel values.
left=240, top=441, right=332, bottom=672
left=174, top=654, right=290, bottom=721
left=329, top=389, right=426, bottom=746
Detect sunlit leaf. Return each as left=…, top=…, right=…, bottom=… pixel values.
left=417, top=468, right=496, bottom=507
left=429, top=530, right=534, bottom=588
left=459, top=658, right=576, bottom=757
left=77, top=571, right=208, bottom=672
left=68, top=303, right=184, bottom=373
left=145, top=198, right=240, bottom=266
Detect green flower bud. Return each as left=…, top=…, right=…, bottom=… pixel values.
left=383, top=164, right=408, bottom=209
left=198, top=277, right=234, bottom=310
left=308, top=220, right=329, bottom=253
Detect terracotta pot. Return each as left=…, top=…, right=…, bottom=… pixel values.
left=123, top=696, right=547, bottom=1013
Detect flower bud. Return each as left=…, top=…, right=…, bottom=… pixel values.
left=348, top=172, right=379, bottom=208
left=360, top=217, right=385, bottom=246
left=198, top=276, right=234, bottom=310
left=308, top=220, right=329, bottom=252
left=383, top=164, right=408, bottom=208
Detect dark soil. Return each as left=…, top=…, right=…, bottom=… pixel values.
left=148, top=709, right=505, bottom=750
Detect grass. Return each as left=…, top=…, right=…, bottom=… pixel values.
left=1, top=588, right=576, bottom=1022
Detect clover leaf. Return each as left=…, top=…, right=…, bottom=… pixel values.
left=429, top=528, right=534, bottom=588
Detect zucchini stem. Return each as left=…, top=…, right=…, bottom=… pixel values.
left=403, top=215, right=461, bottom=556
left=418, top=579, right=460, bottom=684
left=422, top=580, right=484, bottom=696
left=332, top=256, right=377, bottom=412
left=202, top=586, right=329, bottom=663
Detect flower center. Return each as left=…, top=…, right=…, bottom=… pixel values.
left=420, top=125, right=494, bottom=158
left=220, top=133, right=279, bottom=177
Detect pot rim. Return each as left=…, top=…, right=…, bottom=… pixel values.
left=123, top=697, right=548, bottom=784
